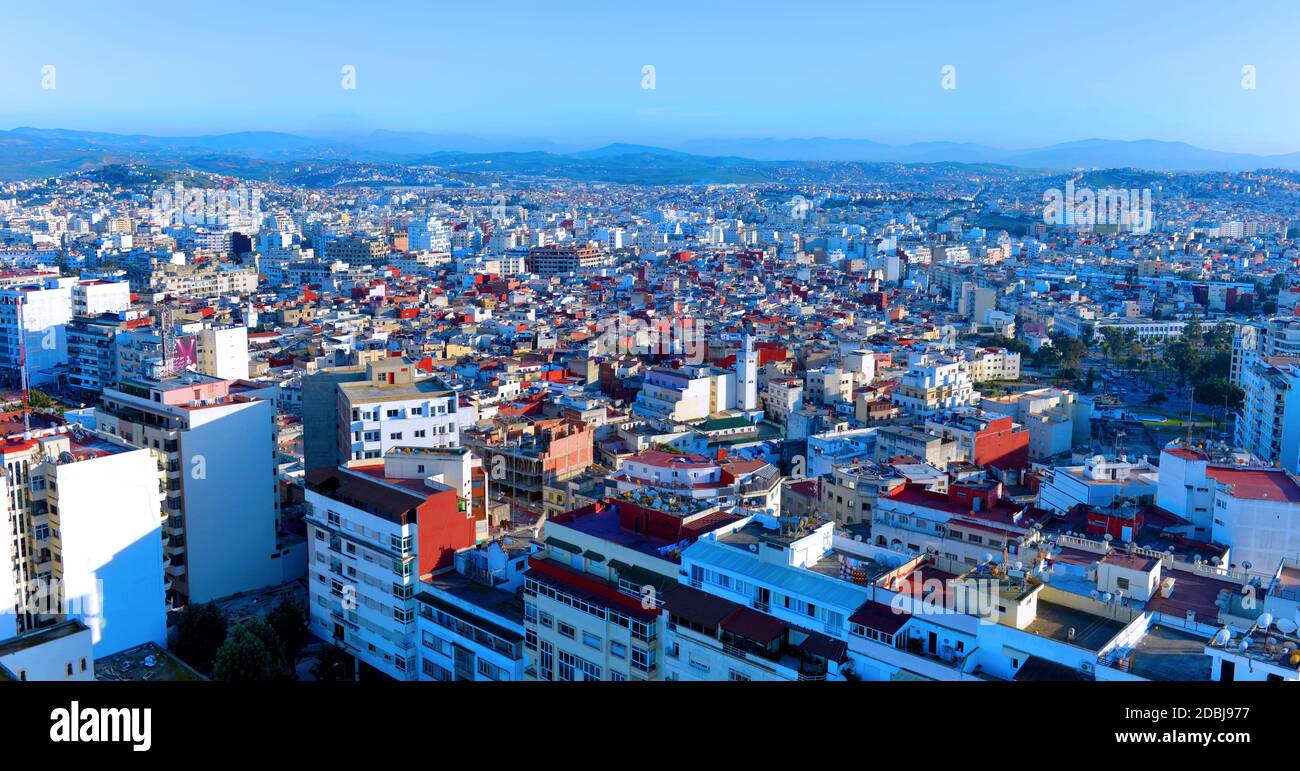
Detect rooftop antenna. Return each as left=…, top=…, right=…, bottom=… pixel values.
left=158, top=305, right=178, bottom=379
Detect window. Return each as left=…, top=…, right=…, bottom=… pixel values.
left=80, top=658, right=87, bottom=672
left=422, top=659, right=451, bottom=680
left=422, top=631, right=448, bottom=655
left=1116, top=577, right=1130, bottom=590
left=557, top=651, right=601, bottom=681
left=610, top=641, right=627, bottom=659
left=477, top=658, right=504, bottom=681
left=558, top=622, right=575, bottom=639
left=582, top=632, right=602, bottom=650
left=389, top=432, right=402, bottom=441
left=729, top=670, right=751, bottom=681
left=631, top=647, right=655, bottom=673
left=415, top=430, right=426, bottom=438
left=386, top=409, right=400, bottom=418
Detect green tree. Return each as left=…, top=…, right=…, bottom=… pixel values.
left=28, top=389, right=55, bottom=411
left=266, top=594, right=309, bottom=666
left=173, top=601, right=229, bottom=675
left=213, top=617, right=292, bottom=682
left=1193, top=379, right=1244, bottom=411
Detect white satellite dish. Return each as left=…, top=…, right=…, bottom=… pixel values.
left=1277, top=618, right=1298, bottom=635
left=1258, top=613, right=1274, bottom=630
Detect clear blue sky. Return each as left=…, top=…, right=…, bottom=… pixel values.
left=1, top=0, right=1297, bottom=154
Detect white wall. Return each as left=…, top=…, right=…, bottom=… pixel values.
left=55, top=448, right=167, bottom=656
left=181, top=400, right=281, bottom=602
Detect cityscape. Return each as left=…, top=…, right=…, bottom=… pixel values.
left=1, top=4, right=1298, bottom=747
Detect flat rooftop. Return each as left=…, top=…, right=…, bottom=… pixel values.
left=95, top=642, right=204, bottom=682
left=1127, top=624, right=1212, bottom=681
left=1023, top=601, right=1126, bottom=652
left=419, top=570, right=526, bottom=630
left=0, top=619, right=87, bottom=658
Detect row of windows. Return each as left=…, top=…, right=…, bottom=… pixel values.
left=525, top=577, right=656, bottom=641
left=420, top=605, right=520, bottom=659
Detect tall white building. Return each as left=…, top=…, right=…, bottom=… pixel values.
left=95, top=373, right=282, bottom=607
left=71, top=279, right=131, bottom=317
left=197, top=325, right=250, bottom=380
left=1236, top=357, right=1300, bottom=475
left=1, top=425, right=167, bottom=656
left=0, top=275, right=130, bottom=387
left=304, top=457, right=476, bottom=680
left=736, top=334, right=759, bottom=411
left=0, top=276, right=75, bottom=385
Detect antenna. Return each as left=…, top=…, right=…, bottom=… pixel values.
left=158, top=305, right=178, bottom=379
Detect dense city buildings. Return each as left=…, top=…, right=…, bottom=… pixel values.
left=5, top=116, right=1300, bottom=697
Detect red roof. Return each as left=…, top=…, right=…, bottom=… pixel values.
left=1206, top=467, right=1300, bottom=503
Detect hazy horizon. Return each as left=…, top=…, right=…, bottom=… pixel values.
left=2, top=0, right=1297, bottom=155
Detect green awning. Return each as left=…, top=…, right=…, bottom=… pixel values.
left=544, top=536, right=583, bottom=554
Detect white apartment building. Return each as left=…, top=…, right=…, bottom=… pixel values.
left=0, top=427, right=167, bottom=657
left=764, top=377, right=804, bottom=424
left=1036, top=455, right=1159, bottom=516
left=804, top=367, right=854, bottom=407
left=197, top=325, right=250, bottom=380
left=407, top=219, right=451, bottom=253
left=415, top=540, right=535, bottom=682
left=336, top=358, right=461, bottom=464
left=305, top=452, right=477, bottom=681
left=634, top=366, right=719, bottom=425
left=893, top=351, right=976, bottom=417
left=964, top=347, right=1021, bottom=382
left=0, top=275, right=77, bottom=385
left=94, top=373, right=282, bottom=606
left=1236, top=357, right=1300, bottom=475
left=305, top=467, right=426, bottom=680
left=980, top=388, right=1088, bottom=460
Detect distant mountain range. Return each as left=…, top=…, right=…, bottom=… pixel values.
left=2, top=127, right=1299, bottom=184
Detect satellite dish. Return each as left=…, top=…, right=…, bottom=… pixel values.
left=1212, top=627, right=1231, bottom=646
left=1276, top=618, right=1298, bottom=635
left=1259, top=613, right=1274, bottom=629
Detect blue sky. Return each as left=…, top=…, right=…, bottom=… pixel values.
left=1, top=0, right=1297, bottom=154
